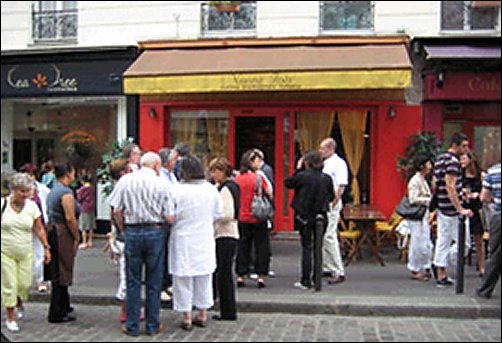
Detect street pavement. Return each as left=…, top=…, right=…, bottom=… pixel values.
left=2, top=234, right=501, bottom=341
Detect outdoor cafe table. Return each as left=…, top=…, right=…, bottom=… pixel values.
left=342, top=204, right=387, bottom=267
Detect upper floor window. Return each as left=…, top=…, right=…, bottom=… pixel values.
left=441, top=1, right=499, bottom=31
left=201, top=1, right=257, bottom=37
left=32, top=1, right=78, bottom=43
left=320, top=1, right=374, bottom=32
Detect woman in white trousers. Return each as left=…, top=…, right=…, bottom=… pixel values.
left=406, top=155, right=433, bottom=281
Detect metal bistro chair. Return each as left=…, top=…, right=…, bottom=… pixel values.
left=375, top=211, right=403, bottom=255
left=338, top=217, right=362, bottom=262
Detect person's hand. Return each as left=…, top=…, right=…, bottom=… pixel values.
left=460, top=208, right=474, bottom=218
left=44, top=248, right=52, bottom=264
left=296, top=157, right=304, bottom=170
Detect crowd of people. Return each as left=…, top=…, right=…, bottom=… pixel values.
left=1, top=132, right=500, bottom=336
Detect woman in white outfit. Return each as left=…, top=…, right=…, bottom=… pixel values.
left=169, top=156, right=223, bottom=330
left=406, top=155, right=433, bottom=281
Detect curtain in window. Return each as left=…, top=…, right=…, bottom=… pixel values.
left=172, top=118, right=197, bottom=151
left=297, top=112, right=335, bottom=155
left=338, top=111, right=367, bottom=205
left=206, top=118, right=228, bottom=162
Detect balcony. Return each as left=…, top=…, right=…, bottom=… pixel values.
left=320, top=1, right=374, bottom=33
left=32, top=8, right=78, bottom=43
left=201, top=1, right=257, bottom=37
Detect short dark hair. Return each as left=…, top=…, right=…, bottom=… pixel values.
left=303, top=150, right=324, bottom=171
left=209, top=157, right=234, bottom=178
left=179, top=155, right=205, bottom=181
left=54, top=163, right=75, bottom=179
left=109, top=158, right=129, bottom=181
left=174, top=142, right=190, bottom=157
left=413, top=154, right=431, bottom=173
left=158, top=148, right=173, bottom=165
left=449, top=132, right=468, bottom=147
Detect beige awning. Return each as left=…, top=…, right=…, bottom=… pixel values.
left=124, top=44, right=412, bottom=94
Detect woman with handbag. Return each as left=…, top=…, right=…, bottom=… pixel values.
left=405, top=154, right=434, bottom=281
left=234, top=149, right=273, bottom=289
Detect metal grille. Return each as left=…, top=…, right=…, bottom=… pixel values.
left=441, top=1, right=498, bottom=31
left=320, top=1, right=374, bottom=31
left=201, top=1, right=257, bottom=36
left=32, top=8, right=78, bottom=41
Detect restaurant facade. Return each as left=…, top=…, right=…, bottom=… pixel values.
left=123, top=36, right=423, bottom=231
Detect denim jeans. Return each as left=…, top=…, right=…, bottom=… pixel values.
left=124, top=226, right=166, bottom=335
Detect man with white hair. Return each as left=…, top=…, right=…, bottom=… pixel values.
left=108, top=152, right=174, bottom=336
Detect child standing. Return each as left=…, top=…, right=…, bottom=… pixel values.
left=77, top=173, right=96, bottom=249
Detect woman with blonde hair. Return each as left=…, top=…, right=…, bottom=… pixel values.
left=1, top=173, right=51, bottom=332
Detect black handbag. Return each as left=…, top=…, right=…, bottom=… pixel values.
left=395, top=196, right=427, bottom=220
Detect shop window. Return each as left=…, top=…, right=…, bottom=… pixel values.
left=201, top=1, right=257, bottom=37
left=474, top=126, right=501, bottom=170
left=32, top=1, right=78, bottom=42
left=320, top=1, right=374, bottom=32
left=12, top=102, right=117, bottom=173
left=170, top=110, right=229, bottom=167
left=294, top=111, right=371, bottom=205
left=441, top=1, right=499, bottom=31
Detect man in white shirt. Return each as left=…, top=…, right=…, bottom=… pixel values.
left=319, top=138, right=349, bottom=285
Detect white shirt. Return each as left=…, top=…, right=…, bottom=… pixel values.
left=323, top=153, right=349, bottom=191
left=108, top=168, right=173, bottom=224
left=169, top=181, right=223, bottom=276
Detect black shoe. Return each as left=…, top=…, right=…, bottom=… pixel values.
left=212, top=315, right=237, bottom=321
left=474, top=289, right=491, bottom=299
left=431, top=264, right=438, bottom=280
left=48, top=315, right=76, bottom=323
left=67, top=306, right=74, bottom=314
left=436, top=278, right=454, bottom=287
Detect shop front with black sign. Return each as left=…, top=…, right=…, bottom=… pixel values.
left=1, top=46, right=138, bottom=228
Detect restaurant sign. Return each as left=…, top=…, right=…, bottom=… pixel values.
left=426, top=72, right=501, bottom=100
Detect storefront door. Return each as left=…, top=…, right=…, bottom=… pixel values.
left=230, top=109, right=289, bottom=231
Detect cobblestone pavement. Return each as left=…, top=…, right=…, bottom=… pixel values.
left=2, top=303, right=501, bottom=342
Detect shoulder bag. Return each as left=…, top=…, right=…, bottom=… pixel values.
left=251, top=175, right=274, bottom=222
left=395, top=196, right=427, bottom=221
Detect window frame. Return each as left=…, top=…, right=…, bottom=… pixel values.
left=439, top=0, right=500, bottom=34
left=200, top=1, right=257, bottom=38
left=319, top=1, right=375, bottom=35
left=31, top=0, right=78, bottom=44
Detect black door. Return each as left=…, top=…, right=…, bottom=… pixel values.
left=235, top=117, right=275, bottom=171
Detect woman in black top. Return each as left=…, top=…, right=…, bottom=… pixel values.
left=285, top=151, right=334, bottom=289
left=460, top=152, right=484, bottom=276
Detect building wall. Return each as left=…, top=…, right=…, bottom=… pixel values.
left=2, top=2, right=500, bottom=50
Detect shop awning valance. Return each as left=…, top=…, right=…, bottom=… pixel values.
left=123, top=44, right=412, bottom=94
left=424, top=45, right=501, bottom=60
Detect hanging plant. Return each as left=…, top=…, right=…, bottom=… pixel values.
left=209, top=1, right=241, bottom=12
left=396, top=131, right=446, bottom=181
left=96, top=138, right=135, bottom=197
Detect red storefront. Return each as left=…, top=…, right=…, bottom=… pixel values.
left=423, top=71, right=501, bottom=170
left=124, top=37, right=423, bottom=231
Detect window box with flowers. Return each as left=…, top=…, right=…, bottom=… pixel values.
left=209, top=1, right=241, bottom=13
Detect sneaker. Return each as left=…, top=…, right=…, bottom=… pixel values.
left=436, top=278, right=454, bottom=287
left=16, top=306, right=24, bottom=320
left=5, top=320, right=20, bottom=333
left=249, top=273, right=258, bottom=280
left=268, top=270, right=276, bottom=278
left=37, top=283, right=48, bottom=293
left=293, top=282, right=309, bottom=290
left=161, top=290, right=171, bottom=301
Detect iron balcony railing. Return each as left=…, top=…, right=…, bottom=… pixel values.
left=32, top=8, right=78, bottom=42
left=201, top=1, right=257, bottom=37
left=320, top=1, right=374, bottom=32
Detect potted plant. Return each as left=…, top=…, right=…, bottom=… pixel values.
left=396, top=131, right=446, bottom=181
left=209, top=1, right=241, bottom=13
left=96, top=138, right=135, bottom=197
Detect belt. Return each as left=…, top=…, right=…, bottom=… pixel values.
left=124, top=222, right=165, bottom=228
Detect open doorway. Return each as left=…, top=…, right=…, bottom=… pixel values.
left=235, top=116, right=275, bottom=172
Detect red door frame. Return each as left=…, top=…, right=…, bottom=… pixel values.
left=230, top=108, right=287, bottom=231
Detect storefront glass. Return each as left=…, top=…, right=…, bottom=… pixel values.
left=170, top=110, right=229, bottom=167
left=11, top=100, right=117, bottom=173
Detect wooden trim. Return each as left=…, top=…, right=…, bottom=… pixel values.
left=139, top=36, right=410, bottom=50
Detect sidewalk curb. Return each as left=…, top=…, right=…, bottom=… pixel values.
left=28, top=293, right=501, bottom=319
